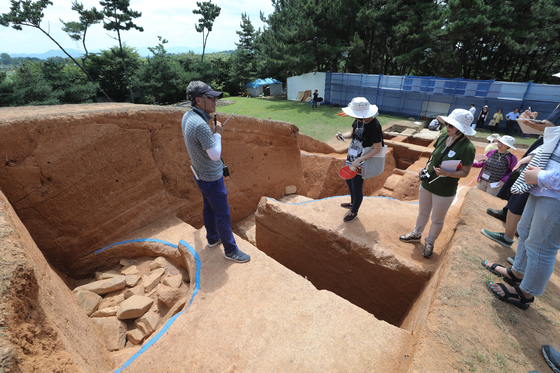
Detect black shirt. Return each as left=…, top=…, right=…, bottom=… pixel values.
left=351, top=118, right=383, bottom=148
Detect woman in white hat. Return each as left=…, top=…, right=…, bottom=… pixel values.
left=484, top=133, right=500, bottom=154
left=335, top=97, right=384, bottom=223
left=399, top=109, right=476, bottom=258
left=472, top=135, right=518, bottom=196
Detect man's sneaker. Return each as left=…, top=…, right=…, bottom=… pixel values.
left=507, top=256, right=515, bottom=265
left=343, top=212, right=358, bottom=223
left=208, top=239, right=222, bottom=247
left=399, top=232, right=421, bottom=243
left=340, top=202, right=353, bottom=209
left=542, top=345, right=560, bottom=373
left=224, top=249, right=251, bottom=263
left=481, top=229, right=513, bottom=248
left=486, top=208, right=507, bottom=222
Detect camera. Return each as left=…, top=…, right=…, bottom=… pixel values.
left=419, top=169, right=431, bottom=181
left=221, top=158, right=230, bottom=177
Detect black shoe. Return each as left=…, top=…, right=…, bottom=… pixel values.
left=542, top=345, right=560, bottom=373
left=486, top=208, right=507, bottom=222
left=343, top=212, right=358, bottom=223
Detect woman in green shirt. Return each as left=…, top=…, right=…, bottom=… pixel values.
left=399, top=109, right=476, bottom=258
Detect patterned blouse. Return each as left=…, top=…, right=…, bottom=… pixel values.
left=483, top=151, right=512, bottom=182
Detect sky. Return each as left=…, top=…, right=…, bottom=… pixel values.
left=0, top=0, right=275, bottom=55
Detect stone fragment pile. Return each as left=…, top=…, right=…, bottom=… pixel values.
left=73, top=256, right=189, bottom=351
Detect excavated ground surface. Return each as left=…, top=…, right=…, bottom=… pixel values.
left=0, top=104, right=559, bottom=373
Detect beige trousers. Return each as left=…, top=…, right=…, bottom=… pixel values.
left=413, top=185, right=455, bottom=245
left=476, top=180, right=501, bottom=196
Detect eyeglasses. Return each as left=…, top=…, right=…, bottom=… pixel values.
left=203, top=95, right=218, bottom=103
left=445, top=122, right=454, bottom=128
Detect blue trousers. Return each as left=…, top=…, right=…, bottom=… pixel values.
left=346, top=175, right=364, bottom=214
left=513, top=194, right=560, bottom=296
left=196, top=177, right=238, bottom=255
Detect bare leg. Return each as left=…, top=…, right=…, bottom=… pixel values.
left=504, top=210, right=521, bottom=241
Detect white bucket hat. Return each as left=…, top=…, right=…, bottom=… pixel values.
left=497, top=135, right=516, bottom=150
left=342, top=97, right=379, bottom=119
left=487, top=133, right=500, bottom=142
left=437, top=109, right=475, bottom=136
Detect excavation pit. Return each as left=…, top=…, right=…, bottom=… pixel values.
left=2, top=104, right=555, bottom=373
left=255, top=196, right=433, bottom=327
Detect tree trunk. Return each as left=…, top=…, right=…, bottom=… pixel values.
left=116, top=28, right=135, bottom=104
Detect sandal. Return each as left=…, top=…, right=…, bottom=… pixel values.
left=485, top=282, right=534, bottom=310
left=481, top=261, right=523, bottom=286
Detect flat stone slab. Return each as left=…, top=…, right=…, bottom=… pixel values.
left=74, top=275, right=127, bottom=295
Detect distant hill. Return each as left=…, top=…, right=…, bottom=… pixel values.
left=4, top=46, right=234, bottom=60
left=9, top=49, right=84, bottom=59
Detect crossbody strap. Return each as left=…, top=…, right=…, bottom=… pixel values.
left=432, top=134, right=465, bottom=168
left=423, top=134, right=448, bottom=169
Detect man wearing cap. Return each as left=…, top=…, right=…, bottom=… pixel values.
left=473, top=135, right=518, bottom=196
left=181, top=81, right=250, bottom=263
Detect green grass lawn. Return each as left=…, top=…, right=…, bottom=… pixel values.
left=216, top=96, right=537, bottom=147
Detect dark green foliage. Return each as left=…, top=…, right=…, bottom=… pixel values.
left=0, top=70, right=15, bottom=106
left=255, top=0, right=560, bottom=83
left=1, top=0, right=112, bottom=101
left=1, top=53, right=13, bottom=65
left=99, top=0, right=143, bottom=103
left=0, top=0, right=53, bottom=30
left=133, top=37, right=187, bottom=105
left=86, top=46, right=142, bottom=102
left=60, top=1, right=110, bottom=101
left=0, top=59, right=96, bottom=106
left=230, top=13, right=258, bottom=93
left=42, top=59, right=97, bottom=103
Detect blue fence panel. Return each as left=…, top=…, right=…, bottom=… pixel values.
left=322, top=73, right=560, bottom=122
